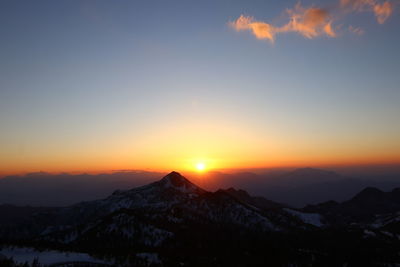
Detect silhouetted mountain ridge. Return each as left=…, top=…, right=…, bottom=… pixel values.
left=2, top=172, right=400, bottom=266
left=1, top=168, right=400, bottom=208
left=223, top=187, right=285, bottom=210
left=282, top=167, right=341, bottom=180
left=0, top=172, right=323, bottom=243
left=304, top=186, right=400, bottom=223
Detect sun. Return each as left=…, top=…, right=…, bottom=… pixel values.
left=195, top=162, right=206, bottom=172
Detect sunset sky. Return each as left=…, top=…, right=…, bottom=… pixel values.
left=0, top=0, right=399, bottom=175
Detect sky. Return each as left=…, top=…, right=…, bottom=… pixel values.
left=0, top=0, right=399, bottom=175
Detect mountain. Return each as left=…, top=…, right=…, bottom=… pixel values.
left=275, top=167, right=343, bottom=186
left=3, top=172, right=400, bottom=266
left=0, top=172, right=321, bottom=245
left=0, top=171, right=163, bottom=206
left=256, top=168, right=354, bottom=207
left=258, top=167, right=400, bottom=207
left=304, top=187, right=400, bottom=224
left=1, top=168, right=400, bottom=208
left=223, top=187, right=285, bottom=210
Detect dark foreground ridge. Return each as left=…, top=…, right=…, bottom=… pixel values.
left=1, top=171, right=400, bottom=266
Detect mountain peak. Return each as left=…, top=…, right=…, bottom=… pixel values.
left=225, top=187, right=251, bottom=198
left=158, top=171, right=204, bottom=194
left=162, top=171, right=186, bottom=186
left=358, top=187, right=383, bottom=195
left=351, top=187, right=385, bottom=202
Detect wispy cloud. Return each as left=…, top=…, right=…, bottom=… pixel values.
left=340, top=0, right=394, bottom=23
left=278, top=4, right=336, bottom=38
left=230, top=15, right=276, bottom=42
left=374, top=1, right=394, bottom=23
left=230, top=4, right=335, bottom=43
left=348, top=25, right=365, bottom=35
left=230, top=0, right=395, bottom=42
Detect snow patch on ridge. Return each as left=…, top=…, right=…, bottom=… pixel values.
left=284, top=208, right=323, bottom=227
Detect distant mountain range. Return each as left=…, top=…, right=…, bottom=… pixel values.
left=2, top=171, right=400, bottom=266
left=0, top=172, right=320, bottom=241
left=304, top=186, right=400, bottom=223
left=1, top=168, right=399, bottom=207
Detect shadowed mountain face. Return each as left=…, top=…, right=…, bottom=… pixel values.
left=2, top=172, right=400, bottom=266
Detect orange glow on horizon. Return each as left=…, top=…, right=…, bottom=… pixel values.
left=0, top=118, right=399, bottom=176
left=1, top=155, right=399, bottom=177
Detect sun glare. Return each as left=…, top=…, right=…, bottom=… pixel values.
left=196, top=162, right=206, bottom=172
